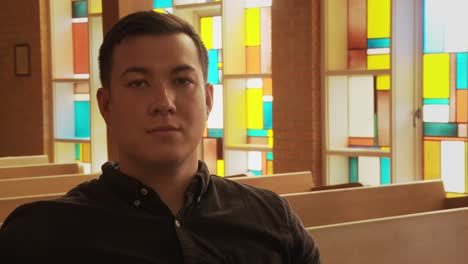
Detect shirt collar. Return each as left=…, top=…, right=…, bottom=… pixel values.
left=99, top=160, right=211, bottom=204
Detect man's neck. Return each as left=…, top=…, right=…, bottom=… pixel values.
left=118, top=156, right=199, bottom=216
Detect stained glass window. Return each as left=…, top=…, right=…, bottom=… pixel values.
left=153, top=0, right=173, bottom=13
left=246, top=78, right=273, bottom=147
left=245, top=2, right=271, bottom=73
left=248, top=151, right=273, bottom=176
left=72, top=0, right=90, bottom=76
left=423, top=0, right=468, bottom=193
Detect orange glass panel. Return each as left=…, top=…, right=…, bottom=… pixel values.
left=247, top=137, right=268, bottom=144
left=348, top=50, right=367, bottom=69
left=72, top=22, right=90, bottom=74
left=246, top=46, right=261, bottom=73
left=348, top=0, right=367, bottom=50
left=456, top=90, right=467, bottom=123
left=262, top=152, right=267, bottom=175
left=377, top=90, right=390, bottom=147
left=425, top=136, right=467, bottom=142
left=348, top=137, right=374, bottom=147
left=203, top=138, right=217, bottom=174
left=263, top=78, right=272, bottom=96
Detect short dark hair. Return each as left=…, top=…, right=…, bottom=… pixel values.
left=98, top=11, right=209, bottom=89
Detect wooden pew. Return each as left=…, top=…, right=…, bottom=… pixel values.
left=284, top=180, right=465, bottom=227
left=0, top=155, right=49, bottom=167
left=232, top=171, right=314, bottom=194
left=0, top=173, right=99, bottom=198
left=0, top=163, right=83, bottom=180
left=0, top=193, right=63, bottom=223
left=308, top=207, right=468, bottom=264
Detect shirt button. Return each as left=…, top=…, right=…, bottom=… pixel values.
left=197, top=196, right=201, bottom=203
left=175, top=219, right=181, bottom=228
left=133, top=200, right=141, bottom=207
left=140, top=188, right=148, bottom=196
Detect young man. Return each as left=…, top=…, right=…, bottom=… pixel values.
left=0, top=11, right=320, bottom=263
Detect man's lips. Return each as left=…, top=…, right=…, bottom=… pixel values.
left=145, top=126, right=181, bottom=133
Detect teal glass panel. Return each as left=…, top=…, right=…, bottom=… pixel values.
left=380, top=157, right=391, bottom=185
left=153, top=0, right=172, bottom=8
left=349, top=157, right=358, bottom=183
left=207, top=128, right=223, bottom=138
left=267, top=152, right=273, bottom=161
left=249, top=170, right=262, bottom=176
left=263, top=101, right=272, bottom=129
left=367, top=38, right=390, bottom=48
left=423, top=98, right=450, bottom=104
left=423, top=0, right=444, bottom=53
left=74, top=101, right=90, bottom=138
left=75, top=144, right=81, bottom=161
left=423, top=123, right=458, bottom=137
left=72, top=1, right=88, bottom=18
left=247, top=129, right=268, bottom=137
left=456, top=53, right=468, bottom=89
left=208, top=49, right=219, bottom=84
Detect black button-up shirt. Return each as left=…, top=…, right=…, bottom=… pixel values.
left=0, top=161, right=320, bottom=263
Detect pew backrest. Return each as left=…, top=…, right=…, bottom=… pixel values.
left=0, top=155, right=49, bottom=167
left=0, top=163, right=83, bottom=180
left=308, top=207, right=468, bottom=264
left=0, top=173, right=99, bottom=198
left=232, top=171, right=313, bottom=194
left=0, top=193, right=64, bottom=223
left=284, top=180, right=446, bottom=227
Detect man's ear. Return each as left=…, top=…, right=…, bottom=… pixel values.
left=205, top=83, right=214, bottom=119
left=97, top=88, right=112, bottom=128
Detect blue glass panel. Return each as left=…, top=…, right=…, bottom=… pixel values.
left=153, top=0, right=172, bottom=8
left=263, top=101, right=272, bottom=129
left=72, top=1, right=87, bottom=18
left=208, top=49, right=219, bottom=84
left=367, top=38, right=390, bottom=48
left=267, top=152, right=273, bottom=161
left=423, top=0, right=444, bottom=53
left=456, top=53, right=468, bottom=89
left=247, top=129, right=268, bottom=137
left=380, top=157, right=391, bottom=185
left=75, top=143, right=81, bottom=161
left=349, top=157, right=358, bottom=183
left=74, top=101, right=90, bottom=138
left=423, top=98, right=450, bottom=104
left=423, top=123, right=458, bottom=137
left=207, top=128, right=223, bottom=138
left=249, top=170, right=262, bottom=176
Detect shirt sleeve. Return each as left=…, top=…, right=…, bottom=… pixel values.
left=281, top=197, right=321, bottom=264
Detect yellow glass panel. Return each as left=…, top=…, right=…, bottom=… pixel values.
left=89, top=0, right=102, bottom=14
left=153, top=8, right=166, bottom=14
left=245, top=8, right=261, bottom=46
left=76, top=144, right=83, bottom=162
left=381, top=146, right=391, bottom=151
left=267, top=160, right=273, bottom=175
left=268, top=136, right=273, bottom=147
left=218, top=62, right=223, bottom=68
left=267, top=129, right=273, bottom=137
left=82, top=143, right=91, bottom=163
left=367, top=54, right=390, bottom=70
left=246, top=88, right=263, bottom=129
left=423, top=54, right=450, bottom=99
left=376, top=75, right=391, bottom=90
left=424, top=141, right=441, bottom=180
left=217, top=160, right=224, bottom=177
left=200, top=17, right=213, bottom=49
left=367, top=0, right=391, bottom=38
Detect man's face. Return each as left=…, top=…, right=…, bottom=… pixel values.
left=98, top=33, right=213, bottom=166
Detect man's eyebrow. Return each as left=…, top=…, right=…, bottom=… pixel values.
left=171, top=64, right=196, bottom=74
left=119, top=67, right=150, bottom=78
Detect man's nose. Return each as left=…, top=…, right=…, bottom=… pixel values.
left=147, top=83, right=176, bottom=115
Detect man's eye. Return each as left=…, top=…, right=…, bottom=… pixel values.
left=128, top=80, right=149, bottom=88
left=174, top=78, right=194, bottom=86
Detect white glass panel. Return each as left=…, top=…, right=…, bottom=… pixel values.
left=212, top=16, right=222, bottom=49
left=207, top=84, right=223, bottom=129
left=424, top=0, right=446, bottom=52
left=358, top=156, right=381, bottom=186
left=441, top=141, right=466, bottom=193
left=245, top=0, right=272, bottom=8
left=367, top=48, right=390, bottom=55
left=328, top=76, right=349, bottom=148
left=328, top=155, right=349, bottom=185
left=246, top=78, right=263, bottom=88
left=443, top=0, right=468, bottom=52
left=423, top=104, right=450, bottom=122
left=248, top=151, right=262, bottom=171
left=459, top=124, right=467, bottom=137
left=348, top=76, right=374, bottom=137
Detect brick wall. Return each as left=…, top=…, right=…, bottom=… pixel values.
left=0, top=0, right=50, bottom=158
left=272, top=0, right=322, bottom=185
